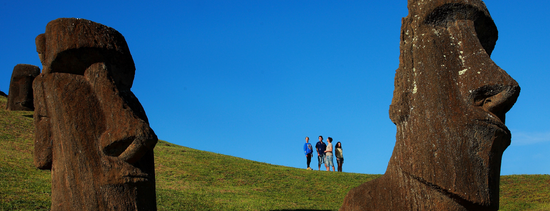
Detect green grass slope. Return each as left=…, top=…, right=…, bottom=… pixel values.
left=155, top=142, right=377, bottom=210
left=1, top=96, right=549, bottom=210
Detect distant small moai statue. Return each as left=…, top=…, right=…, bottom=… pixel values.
left=341, top=0, right=520, bottom=210
left=33, top=18, right=158, bottom=210
left=6, top=64, right=40, bottom=111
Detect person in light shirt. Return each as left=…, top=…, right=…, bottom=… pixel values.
left=324, top=137, right=335, bottom=172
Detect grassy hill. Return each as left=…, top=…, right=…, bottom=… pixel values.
left=1, top=95, right=549, bottom=210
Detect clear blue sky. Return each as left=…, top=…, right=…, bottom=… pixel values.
left=1, top=0, right=548, bottom=175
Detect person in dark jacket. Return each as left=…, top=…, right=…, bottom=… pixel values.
left=315, top=136, right=327, bottom=171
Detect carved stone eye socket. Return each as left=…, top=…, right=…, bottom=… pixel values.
left=423, top=3, right=498, bottom=56
left=50, top=48, right=133, bottom=75
left=48, top=48, right=135, bottom=89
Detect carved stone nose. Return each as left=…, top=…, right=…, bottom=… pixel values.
left=472, top=84, right=520, bottom=123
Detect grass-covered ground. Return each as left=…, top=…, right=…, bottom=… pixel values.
left=1, top=95, right=549, bottom=210
left=155, top=141, right=378, bottom=210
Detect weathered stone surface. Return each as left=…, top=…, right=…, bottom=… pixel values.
left=6, top=64, right=40, bottom=111
left=33, top=18, right=158, bottom=211
left=341, top=0, right=520, bottom=210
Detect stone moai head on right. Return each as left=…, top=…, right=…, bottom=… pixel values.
left=33, top=18, right=158, bottom=210
left=388, top=0, right=520, bottom=208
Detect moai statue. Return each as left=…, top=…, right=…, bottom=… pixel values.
left=33, top=18, right=158, bottom=210
left=341, top=0, right=520, bottom=210
left=6, top=64, right=40, bottom=111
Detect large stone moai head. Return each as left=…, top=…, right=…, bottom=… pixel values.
left=342, top=0, right=519, bottom=210
left=6, top=64, right=40, bottom=111
left=33, top=18, right=158, bottom=210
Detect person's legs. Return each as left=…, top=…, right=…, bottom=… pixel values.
left=318, top=155, right=324, bottom=170
left=325, top=155, right=329, bottom=171
left=322, top=154, right=327, bottom=171
left=337, top=158, right=343, bottom=172
left=327, top=155, right=335, bottom=171
left=306, top=154, right=311, bottom=168
left=340, top=158, right=344, bottom=172
left=325, top=155, right=331, bottom=171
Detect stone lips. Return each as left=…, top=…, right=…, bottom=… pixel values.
left=33, top=18, right=157, bottom=210
left=6, top=64, right=40, bottom=111
left=341, top=0, right=519, bottom=210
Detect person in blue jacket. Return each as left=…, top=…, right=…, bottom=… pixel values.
left=303, top=136, right=313, bottom=170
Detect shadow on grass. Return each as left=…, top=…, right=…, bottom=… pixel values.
left=23, top=115, right=33, bottom=118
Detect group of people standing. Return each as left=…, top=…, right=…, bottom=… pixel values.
left=303, top=136, right=344, bottom=172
